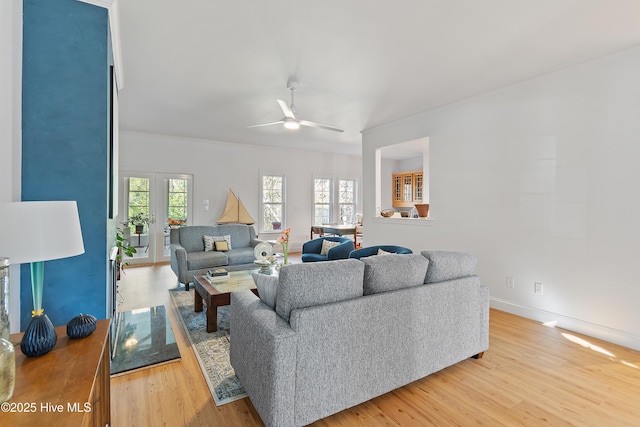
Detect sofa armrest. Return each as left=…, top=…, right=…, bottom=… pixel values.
left=327, top=240, right=355, bottom=260
left=250, top=238, right=265, bottom=248
left=170, top=244, right=188, bottom=283
left=230, top=290, right=297, bottom=427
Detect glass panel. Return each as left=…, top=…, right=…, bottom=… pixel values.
left=128, top=177, right=150, bottom=232
left=167, top=178, right=188, bottom=224
left=314, top=178, right=332, bottom=225
left=262, top=175, right=284, bottom=232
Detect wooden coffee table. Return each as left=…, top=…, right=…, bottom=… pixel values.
left=193, top=271, right=259, bottom=332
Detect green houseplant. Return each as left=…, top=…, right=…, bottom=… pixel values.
left=115, top=227, right=136, bottom=278
left=128, top=212, right=148, bottom=234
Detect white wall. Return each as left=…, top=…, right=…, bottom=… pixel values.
left=119, top=131, right=362, bottom=251
left=1, top=0, right=22, bottom=333
left=362, top=46, right=640, bottom=350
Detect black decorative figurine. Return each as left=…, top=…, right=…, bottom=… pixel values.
left=66, top=313, right=97, bottom=339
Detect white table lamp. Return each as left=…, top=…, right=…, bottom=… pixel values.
left=0, top=201, right=85, bottom=357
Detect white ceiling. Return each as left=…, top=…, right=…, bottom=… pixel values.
left=117, top=0, right=640, bottom=156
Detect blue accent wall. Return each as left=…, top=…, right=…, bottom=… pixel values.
left=21, top=0, right=109, bottom=328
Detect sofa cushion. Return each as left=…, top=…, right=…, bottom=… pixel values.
left=225, top=247, right=256, bottom=265
left=320, top=239, right=340, bottom=255
left=377, top=248, right=393, bottom=255
left=275, top=259, right=364, bottom=323
left=203, top=234, right=227, bottom=251
left=186, top=251, right=228, bottom=269
left=215, top=240, right=229, bottom=251
left=252, top=272, right=278, bottom=309
left=178, top=225, right=216, bottom=252
left=300, top=253, right=328, bottom=263
left=361, top=254, right=429, bottom=295
left=218, top=224, right=252, bottom=248
left=420, top=251, right=478, bottom=283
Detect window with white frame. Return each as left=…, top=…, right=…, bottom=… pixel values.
left=312, top=177, right=358, bottom=225
left=167, top=178, right=188, bottom=224
left=261, top=174, right=285, bottom=232
left=313, top=178, right=332, bottom=225
left=127, top=177, right=150, bottom=233
left=338, top=179, right=356, bottom=224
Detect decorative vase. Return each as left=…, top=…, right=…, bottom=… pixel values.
left=67, top=313, right=97, bottom=339
left=0, top=258, right=15, bottom=403
left=414, top=203, right=430, bottom=218
left=20, top=313, right=57, bottom=357
left=0, top=258, right=10, bottom=342
left=135, top=225, right=144, bottom=234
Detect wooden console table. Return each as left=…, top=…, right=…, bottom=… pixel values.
left=310, top=224, right=358, bottom=247
left=5, top=319, right=111, bottom=427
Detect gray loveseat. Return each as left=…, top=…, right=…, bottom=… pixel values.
left=170, top=224, right=262, bottom=290
left=230, top=251, right=489, bottom=427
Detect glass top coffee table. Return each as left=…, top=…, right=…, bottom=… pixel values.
left=192, top=270, right=259, bottom=333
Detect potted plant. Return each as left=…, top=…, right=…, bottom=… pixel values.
left=115, top=226, right=136, bottom=279
left=128, top=212, right=148, bottom=234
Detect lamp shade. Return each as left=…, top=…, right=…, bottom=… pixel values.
left=0, top=201, right=85, bottom=264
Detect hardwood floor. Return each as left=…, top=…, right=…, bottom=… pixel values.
left=111, top=262, right=640, bottom=426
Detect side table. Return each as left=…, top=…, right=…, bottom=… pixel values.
left=5, top=319, right=111, bottom=426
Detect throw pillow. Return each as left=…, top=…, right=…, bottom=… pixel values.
left=203, top=235, right=216, bottom=252
left=252, top=272, right=278, bottom=309
left=219, top=234, right=232, bottom=249
left=275, top=259, right=364, bottom=323
left=204, top=234, right=232, bottom=251
left=214, top=240, right=229, bottom=251
left=420, top=251, right=478, bottom=283
left=377, top=248, right=394, bottom=255
left=320, top=239, right=340, bottom=255
left=361, top=254, right=429, bottom=295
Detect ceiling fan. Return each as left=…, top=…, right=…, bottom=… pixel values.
left=248, top=79, right=345, bottom=133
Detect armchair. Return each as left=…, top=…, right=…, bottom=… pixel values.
left=301, top=236, right=354, bottom=262
left=348, top=245, right=413, bottom=259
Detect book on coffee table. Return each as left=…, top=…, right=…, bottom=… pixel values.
left=205, top=273, right=230, bottom=283
left=208, top=268, right=228, bottom=277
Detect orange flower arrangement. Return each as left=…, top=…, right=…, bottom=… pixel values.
left=167, top=218, right=186, bottom=226
left=279, top=228, right=290, bottom=265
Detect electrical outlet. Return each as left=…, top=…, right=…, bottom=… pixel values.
left=534, top=282, right=543, bottom=295
left=506, top=276, right=514, bottom=289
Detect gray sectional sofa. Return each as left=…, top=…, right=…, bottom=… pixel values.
left=230, top=251, right=490, bottom=427
left=169, top=224, right=263, bottom=290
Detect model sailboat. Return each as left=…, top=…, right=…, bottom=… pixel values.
left=217, top=189, right=255, bottom=225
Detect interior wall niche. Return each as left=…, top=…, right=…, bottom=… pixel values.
left=375, top=137, right=429, bottom=218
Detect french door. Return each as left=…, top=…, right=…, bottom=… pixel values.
left=120, top=172, right=193, bottom=264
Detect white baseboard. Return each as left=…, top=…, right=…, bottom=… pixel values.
left=491, top=298, right=640, bottom=352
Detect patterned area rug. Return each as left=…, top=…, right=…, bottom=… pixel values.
left=168, top=288, right=247, bottom=405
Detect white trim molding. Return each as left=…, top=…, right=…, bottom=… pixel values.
left=491, top=298, right=640, bottom=352
left=78, top=0, right=124, bottom=89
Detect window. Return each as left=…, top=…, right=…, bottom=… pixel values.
left=338, top=179, right=356, bottom=224
left=261, top=174, right=285, bottom=232
left=312, top=177, right=359, bottom=225
left=167, top=178, right=188, bottom=224
left=127, top=177, right=150, bottom=232
left=313, top=178, right=332, bottom=225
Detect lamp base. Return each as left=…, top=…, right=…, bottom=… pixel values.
left=20, top=313, right=57, bottom=357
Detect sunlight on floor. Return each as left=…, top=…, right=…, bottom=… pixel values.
left=541, top=320, right=638, bottom=369
left=561, top=332, right=616, bottom=357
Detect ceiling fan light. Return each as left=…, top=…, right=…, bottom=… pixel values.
left=283, top=118, right=300, bottom=130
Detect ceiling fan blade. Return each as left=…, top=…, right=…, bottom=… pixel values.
left=277, top=99, right=296, bottom=119
left=247, top=120, right=284, bottom=128
left=299, top=120, right=345, bottom=133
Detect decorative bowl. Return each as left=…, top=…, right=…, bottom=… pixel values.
left=380, top=209, right=395, bottom=218
left=67, top=313, right=97, bottom=339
